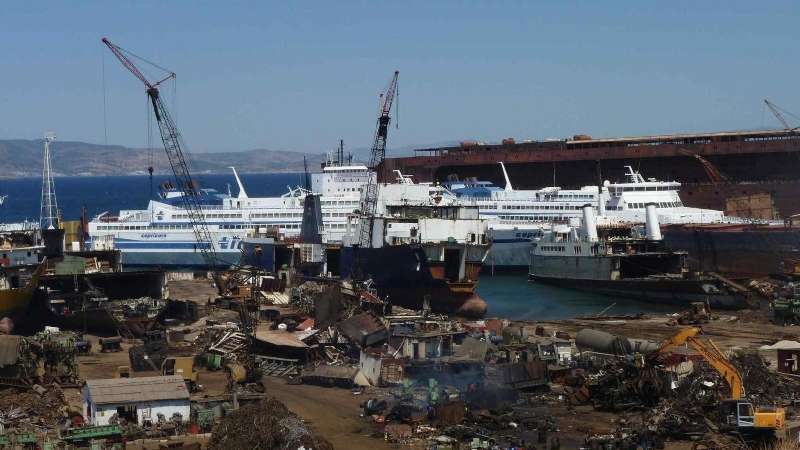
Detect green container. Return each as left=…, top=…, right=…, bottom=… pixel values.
left=63, top=425, right=123, bottom=441
left=204, top=353, right=223, bottom=370
left=15, top=433, right=37, bottom=444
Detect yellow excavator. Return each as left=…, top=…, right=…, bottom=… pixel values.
left=655, top=328, right=790, bottom=438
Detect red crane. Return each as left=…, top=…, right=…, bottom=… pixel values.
left=359, top=71, right=399, bottom=247
left=102, top=38, right=220, bottom=269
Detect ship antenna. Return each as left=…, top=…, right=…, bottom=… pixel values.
left=303, top=156, right=311, bottom=191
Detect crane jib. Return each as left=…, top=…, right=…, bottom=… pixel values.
left=358, top=71, right=399, bottom=248
left=102, top=37, right=220, bottom=269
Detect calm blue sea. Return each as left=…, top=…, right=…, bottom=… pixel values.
left=0, top=173, right=681, bottom=319
left=0, top=173, right=303, bottom=223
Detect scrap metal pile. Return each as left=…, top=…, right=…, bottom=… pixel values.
left=367, top=388, right=563, bottom=449
left=0, top=385, right=74, bottom=432
left=208, top=396, right=333, bottom=450
left=575, top=346, right=800, bottom=447
left=99, top=267, right=800, bottom=449
left=0, top=329, right=79, bottom=387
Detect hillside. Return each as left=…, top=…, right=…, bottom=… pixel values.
left=0, top=139, right=328, bottom=177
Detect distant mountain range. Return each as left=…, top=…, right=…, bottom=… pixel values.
left=0, top=138, right=458, bottom=178
left=0, top=139, right=328, bottom=177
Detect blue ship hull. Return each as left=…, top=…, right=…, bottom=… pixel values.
left=119, top=250, right=243, bottom=269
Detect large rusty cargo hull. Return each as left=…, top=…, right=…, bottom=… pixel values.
left=380, top=129, right=800, bottom=218
left=662, top=224, right=800, bottom=277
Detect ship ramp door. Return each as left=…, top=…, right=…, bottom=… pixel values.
left=326, top=247, right=341, bottom=277
left=620, top=254, right=683, bottom=278
left=444, top=248, right=461, bottom=281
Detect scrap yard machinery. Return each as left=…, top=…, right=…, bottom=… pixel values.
left=102, top=37, right=220, bottom=271
left=655, top=327, right=792, bottom=440
left=358, top=71, right=399, bottom=248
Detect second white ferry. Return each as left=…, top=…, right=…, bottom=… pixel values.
left=442, top=164, right=729, bottom=268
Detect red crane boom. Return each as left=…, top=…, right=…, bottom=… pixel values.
left=359, top=71, right=399, bottom=247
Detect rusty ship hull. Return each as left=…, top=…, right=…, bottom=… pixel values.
left=662, top=224, right=800, bottom=277
left=339, top=244, right=487, bottom=317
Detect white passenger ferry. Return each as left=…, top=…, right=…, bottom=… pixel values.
left=442, top=165, right=727, bottom=268
left=87, top=159, right=371, bottom=268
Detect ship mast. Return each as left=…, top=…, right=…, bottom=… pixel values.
left=40, top=132, right=59, bottom=230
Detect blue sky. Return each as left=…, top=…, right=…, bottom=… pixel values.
left=0, top=1, right=798, bottom=154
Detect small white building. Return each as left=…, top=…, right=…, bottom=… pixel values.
left=82, top=375, right=190, bottom=426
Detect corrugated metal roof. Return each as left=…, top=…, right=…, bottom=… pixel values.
left=85, top=375, right=189, bottom=405
left=254, top=330, right=308, bottom=348
left=260, top=291, right=289, bottom=304
left=0, top=335, right=21, bottom=367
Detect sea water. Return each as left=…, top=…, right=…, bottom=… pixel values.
left=477, top=274, right=679, bottom=319
left=0, top=173, right=681, bottom=319
left=0, top=173, right=302, bottom=223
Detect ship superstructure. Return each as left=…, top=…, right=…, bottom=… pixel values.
left=340, top=173, right=490, bottom=316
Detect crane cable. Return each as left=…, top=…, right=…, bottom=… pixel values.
left=147, top=94, right=154, bottom=199
left=101, top=48, right=108, bottom=147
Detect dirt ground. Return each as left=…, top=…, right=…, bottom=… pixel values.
left=263, top=377, right=406, bottom=450
left=167, top=278, right=218, bottom=304
left=527, top=310, right=795, bottom=350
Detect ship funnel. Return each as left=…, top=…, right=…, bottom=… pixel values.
left=229, top=167, right=249, bottom=199
left=301, top=194, right=323, bottom=244
left=582, top=204, right=598, bottom=242
left=499, top=162, right=513, bottom=191
left=645, top=203, right=662, bottom=240
left=597, top=185, right=606, bottom=217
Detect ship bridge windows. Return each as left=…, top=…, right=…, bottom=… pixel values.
left=619, top=185, right=675, bottom=193
left=221, top=224, right=256, bottom=230
left=251, top=212, right=290, bottom=219
left=626, top=201, right=682, bottom=209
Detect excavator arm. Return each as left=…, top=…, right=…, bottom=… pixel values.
left=656, top=327, right=745, bottom=399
